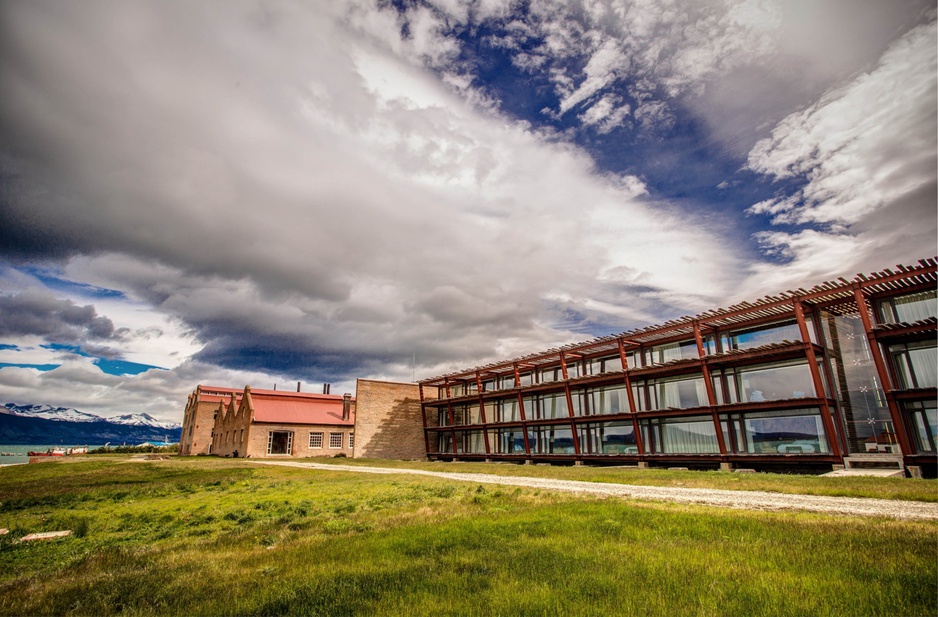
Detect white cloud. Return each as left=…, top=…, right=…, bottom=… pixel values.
left=739, top=19, right=937, bottom=296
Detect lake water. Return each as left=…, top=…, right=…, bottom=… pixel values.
left=0, top=445, right=108, bottom=467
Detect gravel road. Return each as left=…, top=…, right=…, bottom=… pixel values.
left=250, top=461, right=938, bottom=521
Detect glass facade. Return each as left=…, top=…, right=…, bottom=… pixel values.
left=821, top=311, right=895, bottom=454
left=422, top=264, right=937, bottom=465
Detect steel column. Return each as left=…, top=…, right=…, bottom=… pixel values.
left=694, top=320, right=728, bottom=457
left=792, top=298, right=842, bottom=458
left=618, top=338, right=645, bottom=456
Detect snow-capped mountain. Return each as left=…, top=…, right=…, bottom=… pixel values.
left=2, top=403, right=102, bottom=423
left=108, top=413, right=181, bottom=430
left=2, top=404, right=181, bottom=429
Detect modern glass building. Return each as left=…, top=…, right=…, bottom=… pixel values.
left=418, top=259, right=937, bottom=475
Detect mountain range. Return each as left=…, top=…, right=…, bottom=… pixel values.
left=1, top=403, right=182, bottom=445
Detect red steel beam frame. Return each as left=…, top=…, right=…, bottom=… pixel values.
left=418, top=384, right=431, bottom=456
left=514, top=363, right=532, bottom=456
left=618, top=338, right=646, bottom=456
left=444, top=379, right=458, bottom=456
left=694, top=320, right=728, bottom=458
left=560, top=351, right=583, bottom=456
left=476, top=371, right=491, bottom=455
left=792, top=298, right=842, bottom=458
left=852, top=285, right=914, bottom=456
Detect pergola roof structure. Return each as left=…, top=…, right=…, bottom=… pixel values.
left=420, top=258, right=937, bottom=387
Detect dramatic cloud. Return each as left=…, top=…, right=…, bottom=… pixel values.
left=0, top=1, right=933, bottom=421
left=0, top=289, right=115, bottom=342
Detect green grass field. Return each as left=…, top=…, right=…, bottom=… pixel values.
left=0, top=457, right=935, bottom=616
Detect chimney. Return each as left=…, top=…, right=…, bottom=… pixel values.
left=297, top=381, right=301, bottom=393
left=342, top=393, right=351, bottom=421
left=323, top=383, right=331, bottom=395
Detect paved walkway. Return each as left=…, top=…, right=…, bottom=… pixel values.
left=250, top=461, right=938, bottom=521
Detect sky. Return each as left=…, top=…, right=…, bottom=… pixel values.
left=0, top=0, right=935, bottom=423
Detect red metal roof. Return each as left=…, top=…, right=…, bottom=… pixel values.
left=249, top=390, right=354, bottom=426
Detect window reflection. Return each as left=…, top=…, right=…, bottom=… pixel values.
left=578, top=421, right=638, bottom=454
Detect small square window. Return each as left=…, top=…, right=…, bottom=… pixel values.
left=329, top=432, right=343, bottom=449
left=309, top=432, right=323, bottom=448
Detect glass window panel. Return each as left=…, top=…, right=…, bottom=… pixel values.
left=658, top=417, right=719, bottom=453
left=736, top=362, right=815, bottom=403
left=646, top=341, right=699, bottom=365
left=724, top=321, right=803, bottom=351
left=880, top=291, right=938, bottom=324
left=491, top=429, right=525, bottom=454
left=539, top=366, right=559, bottom=383
left=532, top=425, right=576, bottom=454
left=578, top=421, right=637, bottom=454
left=498, top=398, right=520, bottom=422
left=483, top=401, right=497, bottom=422
left=741, top=410, right=829, bottom=454
left=654, top=377, right=708, bottom=410
left=890, top=342, right=938, bottom=389
left=498, top=375, right=516, bottom=390
left=519, top=372, right=534, bottom=386
left=907, top=344, right=938, bottom=388
left=451, top=405, right=466, bottom=426
left=455, top=430, right=486, bottom=454
left=587, top=385, right=629, bottom=415
left=541, top=393, right=569, bottom=419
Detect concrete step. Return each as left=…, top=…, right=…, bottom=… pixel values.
left=843, top=454, right=904, bottom=470
left=823, top=468, right=905, bottom=478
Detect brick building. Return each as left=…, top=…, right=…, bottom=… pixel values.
left=418, top=259, right=937, bottom=476
left=181, top=385, right=356, bottom=459
left=179, top=385, right=241, bottom=455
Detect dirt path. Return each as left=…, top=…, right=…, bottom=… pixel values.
left=250, top=461, right=938, bottom=521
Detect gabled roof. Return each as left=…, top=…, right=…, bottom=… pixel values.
left=247, top=388, right=355, bottom=426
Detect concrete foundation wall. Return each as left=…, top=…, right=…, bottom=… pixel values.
left=354, top=379, right=424, bottom=460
